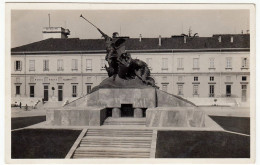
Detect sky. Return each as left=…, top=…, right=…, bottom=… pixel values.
left=11, top=10, right=249, bottom=48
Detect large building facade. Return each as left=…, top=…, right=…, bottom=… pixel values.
left=11, top=27, right=250, bottom=106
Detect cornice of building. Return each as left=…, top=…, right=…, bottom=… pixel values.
left=11, top=71, right=250, bottom=76
left=11, top=48, right=250, bottom=55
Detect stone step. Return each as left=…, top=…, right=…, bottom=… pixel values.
left=104, top=117, right=146, bottom=121
left=82, top=136, right=152, bottom=141
left=103, top=122, right=146, bottom=125
left=86, top=129, right=152, bottom=132
left=82, top=140, right=151, bottom=143
left=79, top=144, right=151, bottom=148
left=73, top=152, right=150, bottom=157
left=103, top=120, right=146, bottom=123
left=86, top=133, right=152, bottom=137
left=80, top=142, right=151, bottom=145
left=81, top=141, right=151, bottom=145
left=75, top=146, right=151, bottom=153
left=86, top=131, right=152, bottom=135
left=87, top=130, right=152, bottom=134
left=80, top=139, right=152, bottom=143
left=86, top=131, right=152, bottom=137
left=73, top=153, right=150, bottom=158
left=103, top=117, right=146, bottom=125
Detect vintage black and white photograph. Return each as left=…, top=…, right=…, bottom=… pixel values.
left=5, top=3, right=255, bottom=163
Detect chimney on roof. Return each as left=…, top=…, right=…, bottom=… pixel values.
left=42, top=27, right=70, bottom=39
left=139, top=34, right=142, bottom=42
left=158, top=35, right=162, bottom=46
left=218, top=36, right=221, bottom=43
left=230, top=36, right=234, bottom=43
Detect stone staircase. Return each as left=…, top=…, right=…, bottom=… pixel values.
left=103, top=117, right=146, bottom=125
left=72, top=129, right=153, bottom=158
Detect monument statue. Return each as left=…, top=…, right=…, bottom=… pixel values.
left=80, top=14, right=157, bottom=89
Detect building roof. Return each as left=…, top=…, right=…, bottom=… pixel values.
left=11, top=34, right=250, bottom=54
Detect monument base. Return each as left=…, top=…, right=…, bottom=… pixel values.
left=146, top=107, right=205, bottom=127
left=49, top=88, right=208, bottom=128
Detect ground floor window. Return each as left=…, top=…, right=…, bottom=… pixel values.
left=226, top=85, right=231, bottom=97
left=178, top=85, right=183, bottom=95
left=87, top=85, right=92, bottom=94
left=30, top=86, right=34, bottom=97
left=193, top=85, right=199, bottom=96
left=209, top=85, right=214, bottom=97
left=72, top=85, right=77, bottom=97
left=16, top=86, right=20, bottom=95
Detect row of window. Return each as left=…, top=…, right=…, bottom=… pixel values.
left=14, top=57, right=249, bottom=71
left=15, top=59, right=106, bottom=71
left=161, top=84, right=247, bottom=101
left=14, top=75, right=247, bottom=85
left=166, top=76, right=247, bottom=82
left=16, top=83, right=247, bottom=101
left=15, top=84, right=92, bottom=100
left=150, top=57, right=249, bottom=70
left=16, top=77, right=248, bottom=101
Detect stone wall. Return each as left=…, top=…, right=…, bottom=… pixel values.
left=86, top=88, right=196, bottom=108
left=46, top=107, right=106, bottom=126
left=156, top=90, right=196, bottom=107
left=146, top=107, right=205, bottom=127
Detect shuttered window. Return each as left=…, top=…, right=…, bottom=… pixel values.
left=29, top=60, right=35, bottom=71
left=43, top=60, right=49, bottom=71
left=72, top=59, right=78, bottom=70
left=15, top=61, right=22, bottom=71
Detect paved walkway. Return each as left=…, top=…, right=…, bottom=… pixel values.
left=11, top=107, right=46, bottom=118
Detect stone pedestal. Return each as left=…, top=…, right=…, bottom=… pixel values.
left=46, top=107, right=107, bottom=126
left=134, top=108, right=143, bottom=118
left=146, top=107, right=205, bottom=127
left=112, top=108, right=121, bottom=118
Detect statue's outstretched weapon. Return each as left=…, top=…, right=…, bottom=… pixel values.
left=80, top=14, right=107, bottom=38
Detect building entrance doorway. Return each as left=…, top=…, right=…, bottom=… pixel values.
left=121, top=104, right=133, bottom=117
left=226, top=85, right=231, bottom=97
left=30, top=86, right=34, bottom=97
left=209, top=85, right=215, bottom=97
left=242, top=85, right=247, bottom=102
left=44, top=85, right=49, bottom=101
left=58, top=85, right=63, bottom=101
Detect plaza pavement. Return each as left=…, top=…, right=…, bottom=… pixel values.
left=11, top=107, right=46, bottom=118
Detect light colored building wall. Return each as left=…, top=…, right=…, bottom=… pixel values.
left=11, top=51, right=250, bottom=105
